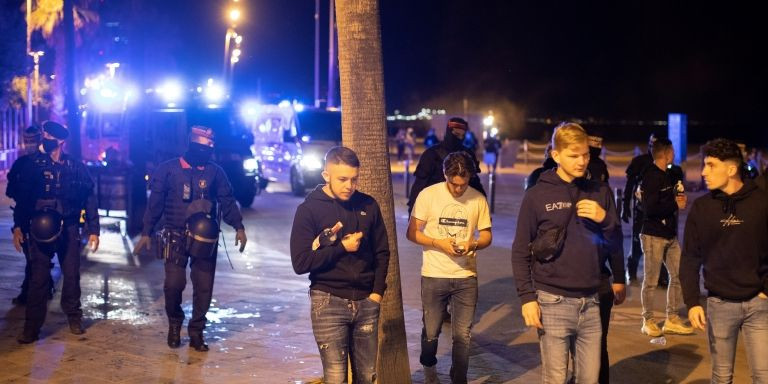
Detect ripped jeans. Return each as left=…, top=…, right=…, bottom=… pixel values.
left=310, top=289, right=380, bottom=384
left=420, top=276, right=478, bottom=384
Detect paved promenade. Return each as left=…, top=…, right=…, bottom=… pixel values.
left=0, top=161, right=753, bottom=383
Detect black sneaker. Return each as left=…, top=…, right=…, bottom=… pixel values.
left=17, top=331, right=39, bottom=344
left=12, top=293, right=27, bottom=306
left=68, top=317, right=85, bottom=335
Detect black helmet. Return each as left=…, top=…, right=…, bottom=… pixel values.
left=30, top=209, right=63, bottom=243
left=185, top=212, right=219, bottom=258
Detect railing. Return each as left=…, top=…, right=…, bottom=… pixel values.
left=0, top=107, right=26, bottom=173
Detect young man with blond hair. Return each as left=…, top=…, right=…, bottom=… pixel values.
left=512, top=122, right=621, bottom=383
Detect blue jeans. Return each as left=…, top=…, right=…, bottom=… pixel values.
left=310, top=290, right=380, bottom=384
left=640, top=234, right=682, bottom=319
left=537, top=290, right=602, bottom=384
left=420, top=276, right=478, bottom=384
left=707, top=295, right=768, bottom=384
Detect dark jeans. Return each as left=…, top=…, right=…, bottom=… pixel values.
left=25, top=225, right=82, bottom=333
left=626, top=206, right=643, bottom=278
left=420, top=276, right=478, bottom=384
left=164, top=254, right=216, bottom=335
left=309, top=289, right=380, bottom=384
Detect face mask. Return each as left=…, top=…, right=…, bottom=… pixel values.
left=42, top=138, right=59, bottom=153
left=184, top=142, right=214, bottom=166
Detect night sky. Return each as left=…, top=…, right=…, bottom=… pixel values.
left=3, top=0, right=766, bottom=141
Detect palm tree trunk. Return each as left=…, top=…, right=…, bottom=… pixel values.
left=335, top=1, right=411, bottom=383
left=63, top=0, right=81, bottom=159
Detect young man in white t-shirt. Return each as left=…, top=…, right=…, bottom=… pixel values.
left=407, top=151, right=493, bottom=384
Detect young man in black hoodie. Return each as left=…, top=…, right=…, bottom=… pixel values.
left=512, top=122, right=621, bottom=384
left=638, top=138, right=694, bottom=337
left=290, top=146, right=389, bottom=384
left=407, top=117, right=485, bottom=214
left=680, top=138, right=768, bottom=383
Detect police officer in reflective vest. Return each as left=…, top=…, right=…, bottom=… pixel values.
left=134, top=126, right=247, bottom=352
left=10, top=121, right=100, bottom=344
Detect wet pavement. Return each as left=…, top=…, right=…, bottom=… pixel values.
left=0, top=161, right=755, bottom=383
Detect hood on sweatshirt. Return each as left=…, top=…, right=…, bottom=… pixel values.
left=711, top=179, right=759, bottom=215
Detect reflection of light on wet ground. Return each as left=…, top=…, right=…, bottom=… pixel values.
left=202, top=306, right=262, bottom=323
left=81, top=274, right=152, bottom=325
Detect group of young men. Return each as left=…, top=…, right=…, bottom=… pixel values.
left=7, top=117, right=765, bottom=383
left=289, top=119, right=767, bottom=384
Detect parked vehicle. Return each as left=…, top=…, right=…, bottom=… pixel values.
left=245, top=103, right=341, bottom=195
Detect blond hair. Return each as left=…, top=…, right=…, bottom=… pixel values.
left=551, top=122, right=588, bottom=150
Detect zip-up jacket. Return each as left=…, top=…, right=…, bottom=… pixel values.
left=640, top=164, right=678, bottom=239
left=680, top=180, right=768, bottom=308
left=142, top=157, right=244, bottom=235
left=512, top=169, right=619, bottom=304
left=290, top=186, right=390, bottom=300
left=8, top=151, right=99, bottom=235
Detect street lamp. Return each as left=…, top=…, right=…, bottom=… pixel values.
left=29, top=50, right=44, bottom=122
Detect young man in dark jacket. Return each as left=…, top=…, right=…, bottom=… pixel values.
left=638, top=138, right=694, bottom=337
left=290, top=146, right=390, bottom=384
left=512, top=122, right=621, bottom=383
left=407, top=117, right=485, bottom=214
left=680, top=138, right=768, bottom=383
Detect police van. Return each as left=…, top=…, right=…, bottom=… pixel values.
left=244, top=102, right=341, bottom=196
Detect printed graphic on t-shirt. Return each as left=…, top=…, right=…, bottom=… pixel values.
left=438, top=204, right=469, bottom=241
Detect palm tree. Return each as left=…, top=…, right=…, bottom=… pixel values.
left=335, top=0, right=412, bottom=382
left=28, top=0, right=97, bottom=158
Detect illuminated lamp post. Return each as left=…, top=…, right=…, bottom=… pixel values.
left=29, top=51, right=44, bottom=123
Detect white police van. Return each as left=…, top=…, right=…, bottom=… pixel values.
left=243, top=102, right=342, bottom=195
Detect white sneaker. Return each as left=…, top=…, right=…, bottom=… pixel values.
left=423, top=364, right=440, bottom=384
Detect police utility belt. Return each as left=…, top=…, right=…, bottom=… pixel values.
left=160, top=202, right=220, bottom=260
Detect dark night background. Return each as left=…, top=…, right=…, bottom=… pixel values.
left=1, top=0, right=766, bottom=144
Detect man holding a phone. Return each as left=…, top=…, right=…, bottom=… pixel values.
left=290, top=147, right=390, bottom=384
left=407, top=151, right=492, bottom=384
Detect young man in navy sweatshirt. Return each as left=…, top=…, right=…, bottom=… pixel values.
left=680, top=138, right=768, bottom=383
left=290, top=146, right=389, bottom=384
left=512, top=122, right=621, bottom=384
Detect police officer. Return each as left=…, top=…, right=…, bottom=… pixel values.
left=6, top=126, right=44, bottom=305
left=11, top=121, right=100, bottom=344
left=134, top=126, right=247, bottom=352
left=622, top=134, right=657, bottom=283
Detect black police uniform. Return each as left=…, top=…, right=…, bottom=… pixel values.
left=10, top=151, right=99, bottom=339
left=141, top=157, right=244, bottom=346
left=622, top=152, right=653, bottom=280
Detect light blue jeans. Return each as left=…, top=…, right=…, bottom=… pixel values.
left=310, top=290, right=380, bottom=384
left=640, top=234, right=682, bottom=319
left=707, top=294, right=768, bottom=384
left=537, top=290, right=602, bottom=384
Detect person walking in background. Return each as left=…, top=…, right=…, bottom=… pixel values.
left=638, top=138, right=694, bottom=337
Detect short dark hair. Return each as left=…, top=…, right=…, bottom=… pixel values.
left=443, top=151, right=475, bottom=178
left=325, top=146, right=360, bottom=168
left=702, top=138, right=743, bottom=165
left=651, top=137, right=673, bottom=159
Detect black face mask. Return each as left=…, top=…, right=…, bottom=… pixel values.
left=184, top=142, right=214, bottom=167
left=42, top=138, right=59, bottom=153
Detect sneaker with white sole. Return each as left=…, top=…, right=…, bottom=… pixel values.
left=663, top=315, right=695, bottom=335
left=423, top=364, right=440, bottom=384
left=641, top=318, right=663, bottom=337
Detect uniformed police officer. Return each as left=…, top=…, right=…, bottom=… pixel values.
left=134, top=126, right=247, bottom=352
left=6, top=126, right=44, bottom=305
left=11, top=121, right=100, bottom=344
